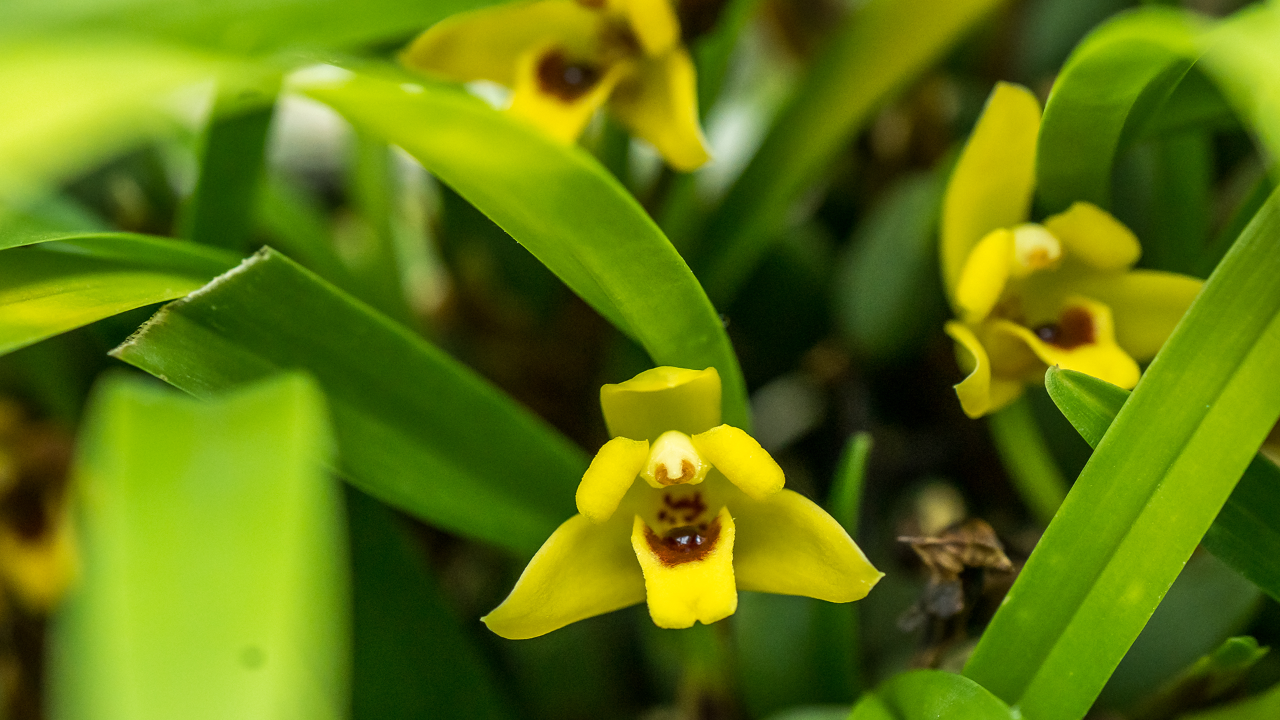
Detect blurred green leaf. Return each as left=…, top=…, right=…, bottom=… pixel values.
left=1201, top=4, right=1280, bottom=177
left=305, top=71, right=751, bottom=428
left=1178, top=681, right=1280, bottom=720
left=1046, top=367, right=1280, bottom=603
left=347, top=488, right=514, bottom=720
left=835, top=172, right=947, bottom=362
left=0, top=233, right=239, bottom=356
left=0, top=0, right=497, bottom=54
left=110, top=247, right=587, bottom=555
left=0, top=40, right=237, bottom=199
left=963, top=189, right=1280, bottom=719
left=848, top=670, right=1017, bottom=720
left=1035, top=7, right=1203, bottom=213
left=1133, top=636, right=1269, bottom=720
left=763, top=706, right=852, bottom=720
left=1112, top=129, right=1213, bottom=275
left=698, top=0, right=1005, bottom=303
left=50, top=373, right=348, bottom=720
left=988, top=395, right=1069, bottom=526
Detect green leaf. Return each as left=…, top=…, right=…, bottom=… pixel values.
left=1200, top=4, right=1280, bottom=176
left=1133, top=636, right=1269, bottom=720
left=50, top=373, right=348, bottom=720
left=697, top=0, right=1005, bottom=303
left=848, top=670, right=1018, bottom=720
left=1178, top=681, right=1280, bottom=720
left=987, top=394, right=1069, bottom=527
left=1035, top=7, right=1203, bottom=213
left=962, top=188, right=1280, bottom=719
left=1, top=0, right=498, bottom=54
left=0, top=234, right=239, bottom=356
left=1045, top=367, right=1280, bottom=603
left=0, top=40, right=239, bottom=199
left=303, top=70, right=750, bottom=429
left=348, top=488, right=514, bottom=720
left=110, top=247, right=587, bottom=555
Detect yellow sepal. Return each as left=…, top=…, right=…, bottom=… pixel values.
left=610, top=48, right=711, bottom=172
left=1043, top=202, right=1141, bottom=271
left=576, top=436, right=649, bottom=522
left=690, top=425, right=784, bottom=499
left=733, top=489, right=882, bottom=603
left=1074, top=270, right=1203, bottom=361
left=941, top=82, right=1041, bottom=300
left=401, top=0, right=600, bottom=86
left=994, top=297, right=1140, bottom=390
left=601, top=366, right=721, bottom=441
left=483, top=512, right=644, bottom=639
left=954, top=228, right=1013, bottom=323
left=620, top=0, right=680, bottom=56
left=945, top=321, right=1025, bottom=419
left=631, top=507, right=737, bottom=629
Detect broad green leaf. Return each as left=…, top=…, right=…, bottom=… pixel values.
left=848, top=670, right=1018, bottom=720
left=1045, top=367, right=1280, bottom=603
left=1, top=0, right=498, bottom=54
left=50, top=373, right=347, bottom=720
left=0, top=234, right=239, bottom=356
left=348, top=488, right=514, bottom=720
left=1035, top=7, right=1203, bottom=212
left=110, top=247, right=587, bottom=555
left=304, top=70, right=750, bottom=429
left=963, top=189, right=1280, bottom=719
left=0, top=40, right=238, bottom=200
left=835, top=172, right=947, bottom=362
left=697, top=0, right=1005, bottom=303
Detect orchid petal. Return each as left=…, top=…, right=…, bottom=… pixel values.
left=508, top=45, right=627, bottom=143
left=576, top=436, right=649, bottom=522
left=620, top=0, right=680, bottom=56
left=955, top=228, right=1014, bottom=324
left=601, top=366, right=721, bottom=441
left=401, top=0, right=600, bottom=87
left=994, top=298, right=1141, bottom=389
left=941, top=82, right=1041, bottom=300
left=733, top=489, right=882, bottom=603
left=1043, top=202, right=1141, bottom=271
left=1075, top=270, right=1203, bottom=361
left=631, top=507, right=737, bottom=628
left=610, top=48, right=710, bottom=171
left=483, top=512, right=643, bottom=639
left=690, top=425, right=783, bottom=499
left=945, top=321, right=1025, bottom=419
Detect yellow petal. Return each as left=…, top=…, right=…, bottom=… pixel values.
left=945, top=321, right=1025, bottom=419
left=619, top=0, right=680, bottom=56
left=1074, top=270, right=1203, bottom=361
left=401, top=0, right=600, bottom=86
left=954, top=228, right=1014, bottom=323
left=601, top=366, right=722, bottom=441
left=994, top=297, right=1141, bottom=389
left=631, top=507, right=737, bottom=628
left=941, top=82, right=1041, bottom=301
left=690, top=425, right=783, bottom=499
left=1043, top=202, right=1141, bottom=271
left=732, top=489, right=882, bottom=603
left=509, top=45, right=627, bottom=143
left=609, top=48, right=711, bottom=172
left=577, top=436, right=649, bottom=522
left=483, top=512, right=644, bottom=639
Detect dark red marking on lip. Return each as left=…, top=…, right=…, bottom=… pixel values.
left=655, top=459, right=696, bottom=485
left=644, top=517, right=722, bottom=567
left=536, top=50, right=601, bottom=102
left=1033, top=306, right=1095, bottom=350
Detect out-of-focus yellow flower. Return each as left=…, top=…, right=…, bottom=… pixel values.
left=939, top=83, right=1204, bottom=419
left=483, top=367, right=882, bottom=638
left=402, top=0, right=712, bottom=171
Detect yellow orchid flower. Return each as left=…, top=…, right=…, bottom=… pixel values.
left=939, top=82, right=1205, bottom=419
left=402, top=0, right=712, bottom=171
left=483, top=366, right=882, bottom=638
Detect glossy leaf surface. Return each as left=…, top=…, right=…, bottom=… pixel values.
left=305, top=71, right=750, bottom=428
left=963, top=190, right=1280, bottom=719
left=848, top=670, right=1017, bottom=720
left=1046, top=367, right=1280, bottom=603
left=50, top=374, right=348, bottom=720
left=111, top=248, right=587, bottom=555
